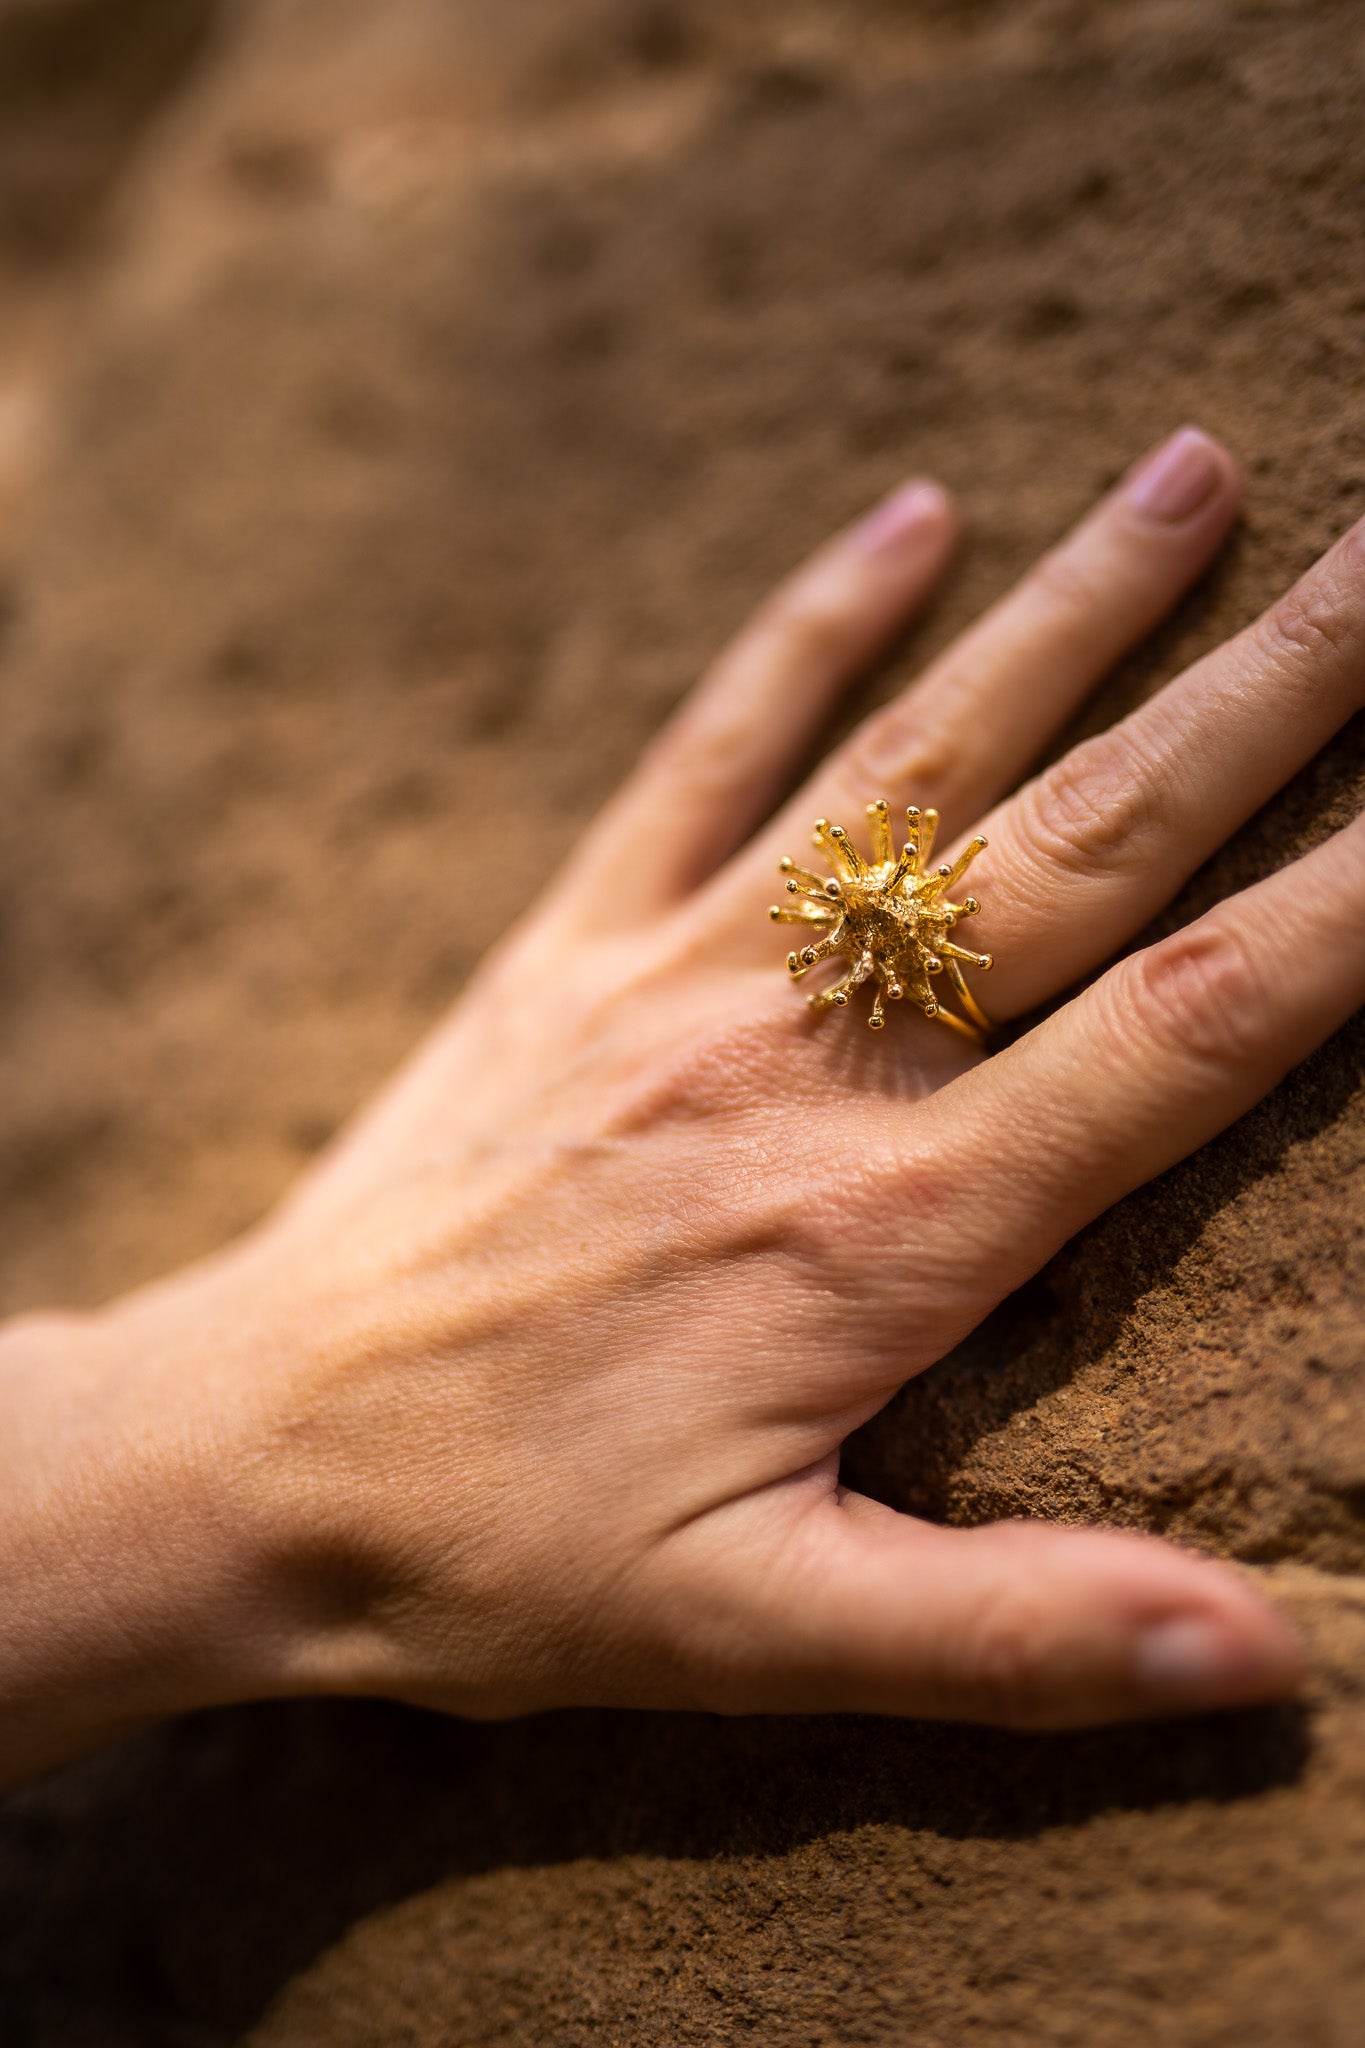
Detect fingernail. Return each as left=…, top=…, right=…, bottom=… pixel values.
left=1126, top=427, right=1224, bottom=523
left=854, top=480, right=949, bottom=554
left=1132, top=1615, right=1303, bottom=1709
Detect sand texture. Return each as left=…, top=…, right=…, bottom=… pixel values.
left=0, top=0, right=1362, bottom=2040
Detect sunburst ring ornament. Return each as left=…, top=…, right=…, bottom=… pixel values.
left=767, top=799, right=994, bottom=1040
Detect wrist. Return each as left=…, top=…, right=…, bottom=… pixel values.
left=0, top=1276, right=300, bottom=1788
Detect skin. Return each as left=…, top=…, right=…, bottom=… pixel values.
left=2, top=424, right=1363, bottom=1794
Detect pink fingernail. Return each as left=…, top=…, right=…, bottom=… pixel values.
left=1126, top=427, right=1224, bottom=523
left=854, top=480, right=949, bottom=554
left=1132, top=1616, right=1303, bottom=1708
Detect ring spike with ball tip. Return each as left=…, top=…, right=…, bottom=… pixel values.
left=768, top=799, right=993, bottom=1040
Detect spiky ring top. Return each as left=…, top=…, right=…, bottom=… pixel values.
left=768, top=799, right=993, bottom=1039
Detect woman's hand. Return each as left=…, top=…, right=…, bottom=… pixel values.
left=5, top=426, right=1363, bottom=1787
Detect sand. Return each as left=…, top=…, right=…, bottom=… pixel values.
left=0, top=0, right=1362, bottom=2040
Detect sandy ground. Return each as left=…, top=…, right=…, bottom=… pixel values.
left=0, top=0, right=1362, bottom=2041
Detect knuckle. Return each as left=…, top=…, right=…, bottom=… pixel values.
left=1030, top=542, right=1108, bottom=618
left=1016, top=728, right=1166, bottom=882
left=837, top=707, right=956, bottom=804
left=735, top=1162, right=881, bottom=1289
left=1122, top=919, right=1268, bottom=1070
left=608, top=1017, right=783, bottom=1133
left=801, top=1146, right=976, bottom=1352
left=1259, top=572, right=1356, bottom=674
left=645, top=703, right=740, bottom=801
left=961, top=1592, right=1056, bottom=1727
left=765, top=586, right=860, bottom=672
left=666, top=725, right=734, bottom=805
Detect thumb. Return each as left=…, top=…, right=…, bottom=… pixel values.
left=721, top=1493, right=1306, bottom=1729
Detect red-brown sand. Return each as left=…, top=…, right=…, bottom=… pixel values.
left=0, top=1, right=1362, bottom=2041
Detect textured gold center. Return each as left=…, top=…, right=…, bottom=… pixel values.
left=768, top=799, right=992, bottom=1038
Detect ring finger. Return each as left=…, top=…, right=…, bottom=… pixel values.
left=953, top=512, right=1365, bottom=1021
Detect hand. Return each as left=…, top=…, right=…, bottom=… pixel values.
left=4, top=426, right=1362, bottom=1787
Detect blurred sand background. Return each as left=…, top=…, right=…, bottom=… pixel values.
left=0, top=0, right=1362, bottom=2041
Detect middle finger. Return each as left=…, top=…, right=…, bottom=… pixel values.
left=710, top=425, right=1240, bottom=927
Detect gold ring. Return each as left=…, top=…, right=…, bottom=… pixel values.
left=768, top=799, right=993, bottom=1041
